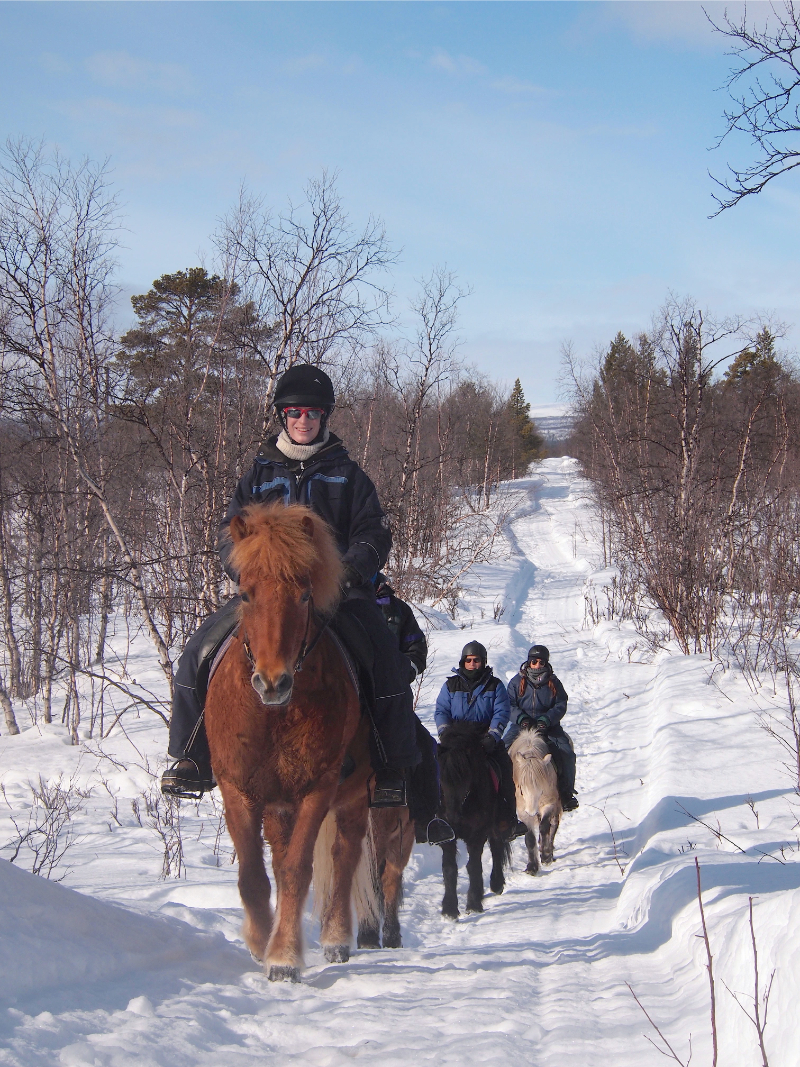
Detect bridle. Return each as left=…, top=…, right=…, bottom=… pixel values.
left=241, top=590, right=331, bottom=676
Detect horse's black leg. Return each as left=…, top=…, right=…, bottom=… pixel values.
left=540, top=809, right=559, bottom=865
left=441, top=839, right=459, bottom=920
left=465, top=836, right=486, bottom=913
left=488, top=834, right=507, bottom=894
left=525, top=827, right=540, bottom=875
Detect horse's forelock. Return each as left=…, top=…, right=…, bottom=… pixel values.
left=230, top=504, right=342, bottom=611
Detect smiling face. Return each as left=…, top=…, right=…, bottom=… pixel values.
left=284, top=407, right=324, bottom=444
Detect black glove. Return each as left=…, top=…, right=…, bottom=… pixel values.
left=534, top=716, right=550, bottom=733
left=481, top=732, right=499, bottom=754
left=341, top=564, right=364, bottom=592
left=516, top=713, right=535, bottom=730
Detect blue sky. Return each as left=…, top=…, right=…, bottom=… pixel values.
left=2, top=1, right=798, bottom=406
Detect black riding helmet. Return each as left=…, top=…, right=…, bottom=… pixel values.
left=523, top=644, right=551, bottom=686
left=460, top=640, right=487, bottom=670
left=273, top=364, right=336, bottom=434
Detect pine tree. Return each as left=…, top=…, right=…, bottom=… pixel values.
left=507, top=379, right=544, bottom=475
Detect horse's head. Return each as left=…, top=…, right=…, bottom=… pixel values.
left=437, top=722, right=490, bottom=823
left=229, top=504, right=343, bottom=707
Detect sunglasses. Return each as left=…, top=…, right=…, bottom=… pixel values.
left=282, top=407, right=325, bottom=420
left=464, top=656, right=483, bottom=665
left=529, top=658, right=546, bottom=666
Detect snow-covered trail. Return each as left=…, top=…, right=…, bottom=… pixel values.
left=1, top=459, right=799, bottom=1066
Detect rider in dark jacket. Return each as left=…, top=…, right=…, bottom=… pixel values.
left=162, top=364, right=418, bottom=804
left=504, top=644, right=578, bottom=810
left=374, top=573, right=428, bottom=680
left=373, top=574, right=454, bottom=845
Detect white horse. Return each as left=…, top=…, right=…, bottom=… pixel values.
left=508, top=729, right=562, bottom=874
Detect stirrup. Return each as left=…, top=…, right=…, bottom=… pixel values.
left=368, top=776, right=407, bottom=808
left=425, top=817, right=455, bottom=845
left=160, top=758, right=216, bottom=800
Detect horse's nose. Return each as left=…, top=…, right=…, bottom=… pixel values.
left=251, top=671, right=293, bottom=706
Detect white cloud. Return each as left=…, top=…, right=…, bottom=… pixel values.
left=84, top=51, right=192, bottom=94
left=429, top=49, right=487, bottom=76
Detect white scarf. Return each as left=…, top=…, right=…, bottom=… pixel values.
left=275, top=427, right=330, bottom=461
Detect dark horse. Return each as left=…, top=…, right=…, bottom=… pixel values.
left=205, top=503, right=378, bottom=982
left=437, top=721, right=511, bottom=920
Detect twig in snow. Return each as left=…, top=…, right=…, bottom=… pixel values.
left=626, top=982, right=693, bottom=1065
left=590, top=800, right=627, bottom=874
left=676, top=803, right=785, bottom=864
left=722, top=897, right=774, bottom=1067
left=694, top=858, right=718, bottom=1067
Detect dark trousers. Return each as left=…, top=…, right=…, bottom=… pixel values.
left=167, top=595, right=419, bottom=773
left=409, top=719, right=440, bottom=824
left=546, top=724, right=577, bottom=799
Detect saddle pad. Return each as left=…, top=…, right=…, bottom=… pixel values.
left=488, top=764, right=500, bottom=794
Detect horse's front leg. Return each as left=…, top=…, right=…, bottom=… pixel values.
left=465, top=835, right=486, bottom=913
left=265, top=793, right=330, bottom=982
left=319, top=799, right=369, bottom=963
left=525, top=824, right=540, bottom=875
left=539, top=807, right=560, bottom=865
left=220, top=782, right=272, bottom=962
left=488, top=833, right=507, bottom=895
left=441, top=838, right=459, bottom=920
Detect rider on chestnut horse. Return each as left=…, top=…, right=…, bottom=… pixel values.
left=161, top=364, right=452, bottom=844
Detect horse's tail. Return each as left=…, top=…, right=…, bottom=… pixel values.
left=351, top=817, right=381, bottom=931
left=312, top=810, right=380, bottom=932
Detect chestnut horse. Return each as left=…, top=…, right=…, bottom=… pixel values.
left=205, top=503, right=377, bottom=982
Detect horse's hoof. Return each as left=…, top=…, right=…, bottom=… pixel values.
left=490, top=879, right=505, bottom=895
left=268, top=965, right=301, bottom=983
left=382, top=932, right=402, bottom=949
left=357, top=932, right=381, bottom=950
left=525, top=864, right=539, bottom=876
left=324, top=944, right=350, bottom=964
left=466, top=903, right=484, bottom=914
left=442, top=908, right=459, bottom=921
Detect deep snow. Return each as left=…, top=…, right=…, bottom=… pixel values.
left=1, top=458, right=798, bottom=1066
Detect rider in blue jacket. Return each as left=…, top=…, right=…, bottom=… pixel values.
left=435, top=641, right=523, bottom=837
left=504, top=644, right=578, bottom=811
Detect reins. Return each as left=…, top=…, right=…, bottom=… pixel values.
left=241, top=591, right=331, bottom=676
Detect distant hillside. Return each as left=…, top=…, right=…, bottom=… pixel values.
left=531, top=411, right=575, bottom=453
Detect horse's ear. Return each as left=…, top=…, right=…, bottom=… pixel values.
left=230, top=514, right=249, bottom=542
left=543, top=753, right=552, bottom=764
left=300, top=515, right=314, bottom=540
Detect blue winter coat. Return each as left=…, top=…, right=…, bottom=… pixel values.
left=434, top=667, right=510, bottom=738
left=502, top=668, right=568, bottom=747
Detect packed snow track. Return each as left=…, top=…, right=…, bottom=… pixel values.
left=1, top=459, right=798, bottom=1066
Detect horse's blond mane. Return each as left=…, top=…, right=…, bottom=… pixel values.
left=229, top=503, right=343, bottom=612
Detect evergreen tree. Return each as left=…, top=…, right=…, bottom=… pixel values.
left=507, top=379, right=544, bottom=474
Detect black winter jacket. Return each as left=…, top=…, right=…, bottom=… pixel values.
left=374, top=580, right=428, bottom=676
left=503, top=668, right=568, bottom=747
left=218, top=433, right=391, bottom=583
